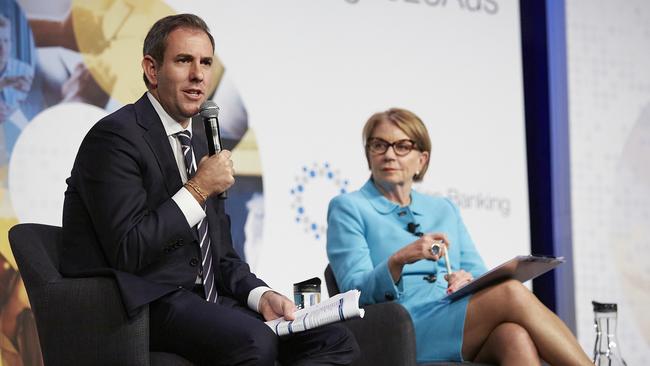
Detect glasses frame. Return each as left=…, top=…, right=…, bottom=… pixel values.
left=366, top=137, right=419, bottom=156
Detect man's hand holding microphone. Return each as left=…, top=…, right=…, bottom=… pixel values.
left=185, top=101, right=231, bottom=205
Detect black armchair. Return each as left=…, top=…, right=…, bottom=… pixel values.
left=9, top=223, right=194, bottom=366
left=325, top=265, right=491, bottom=366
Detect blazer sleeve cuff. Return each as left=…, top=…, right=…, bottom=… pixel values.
left=373, top=259, right=404, bottom=302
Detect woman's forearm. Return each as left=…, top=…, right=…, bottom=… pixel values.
left=388, top=253, right=404, bottom=283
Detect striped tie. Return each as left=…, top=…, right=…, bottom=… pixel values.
left=175, top=130, right=217, bottom=303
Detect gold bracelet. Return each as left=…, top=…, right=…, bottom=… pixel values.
left=185, top=180, right=208, bottom=202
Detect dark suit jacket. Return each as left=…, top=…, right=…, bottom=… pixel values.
left=61, top=93, right=265, bottom=317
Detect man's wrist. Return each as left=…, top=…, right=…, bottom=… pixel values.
left=185, top=179, right=207, bottom=203
left=248, top=286, right=273, bottom=312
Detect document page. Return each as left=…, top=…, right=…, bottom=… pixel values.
left=266, top=290, right=365, bottom=336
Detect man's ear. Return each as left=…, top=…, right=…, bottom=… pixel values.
left=142, top=55, right=158, bottom=87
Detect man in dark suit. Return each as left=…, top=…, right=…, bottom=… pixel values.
left=61, top=13, right=358, bottom=365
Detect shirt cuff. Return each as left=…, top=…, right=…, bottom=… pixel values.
left=247, top=286, right=273, bottom=312
left=172, top=187, right=206, bottom=227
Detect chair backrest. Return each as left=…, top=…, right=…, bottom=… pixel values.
left=9, top=223, right=63, bottom=289
left=8, top=223, right=198, bottom=366
left=324, top=264, right=340, bottom=296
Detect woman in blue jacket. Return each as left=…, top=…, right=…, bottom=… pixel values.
left=326, top=108, right=591, bottom=365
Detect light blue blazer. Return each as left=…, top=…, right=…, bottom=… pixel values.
left=326, top=179, right=487, bottom=361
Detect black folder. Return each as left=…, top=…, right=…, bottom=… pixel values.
left=446, top=255, right=565, bottom=301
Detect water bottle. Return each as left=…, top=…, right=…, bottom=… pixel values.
left=293, top=277, right=321, bottom=310
left=592, top=301, right=627, bottom=366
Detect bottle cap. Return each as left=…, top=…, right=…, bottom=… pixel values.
left=293, top=277, right=321, bottom=293
left=592, top=301, right=617, bottom=312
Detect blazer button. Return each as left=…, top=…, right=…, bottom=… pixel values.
left=189, top=258, right=199, bottom=267
left=177, top=239, right=185, bottom=246
left=385, top=292, right=395, bottom=301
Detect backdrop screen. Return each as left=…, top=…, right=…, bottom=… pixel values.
left=1, top=0, right=530, bottom=361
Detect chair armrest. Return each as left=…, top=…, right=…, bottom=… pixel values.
left=343, top=301, right=417, bottom=366
left=29, top=276, right=149, bottom=366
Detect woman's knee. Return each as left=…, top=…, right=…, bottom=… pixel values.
left=499, top=322, right=535, bottom=346
left=495, top=279, right=533, bottom=308
left=469, top=322, right=539, bottom=365
left=494, top=323, right=539, bottom=361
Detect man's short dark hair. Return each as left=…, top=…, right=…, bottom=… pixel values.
left=142, top=13, right=215, bottom=87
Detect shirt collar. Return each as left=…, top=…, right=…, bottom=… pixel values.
left=146, top=92, right=192, bottom=136
left=360, top=179, right=425, bottom=216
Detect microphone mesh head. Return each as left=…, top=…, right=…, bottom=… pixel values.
left=199, top=101, right=220, bottom=118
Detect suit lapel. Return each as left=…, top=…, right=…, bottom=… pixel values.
left=135, top=94, right=183, bottom=196
left=134, top=98, right=222, bottom=257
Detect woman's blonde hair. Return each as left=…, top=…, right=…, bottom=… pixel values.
left=362, top=108, right=431, bottom=182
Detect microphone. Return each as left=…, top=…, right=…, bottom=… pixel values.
left=406, top=222, right=423, bottom=237
left=199, top=101, right=227, bottom=199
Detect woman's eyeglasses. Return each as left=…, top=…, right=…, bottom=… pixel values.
left=366, top=138, right=419, bottom=156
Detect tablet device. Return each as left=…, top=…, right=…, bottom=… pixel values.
left=446, top=255, right=565, bottom=301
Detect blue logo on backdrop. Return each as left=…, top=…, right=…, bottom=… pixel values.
left=290, top=163, right=349, bottom=240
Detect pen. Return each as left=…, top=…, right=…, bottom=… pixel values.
left=443, top=244, right=454, bottom=295
left=444, top=247, right=454, bottom=295
left=444, top=249, right=452, bottom=275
